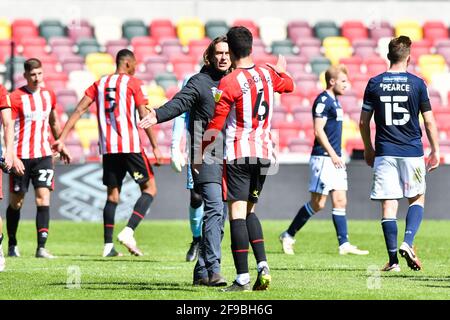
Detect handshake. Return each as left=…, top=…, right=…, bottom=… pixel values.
left=139, top=107, right=157, bottom=129
left=0, top=157, right=11, bottom=173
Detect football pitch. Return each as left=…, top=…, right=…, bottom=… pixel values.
left=0, top=220, right=449, bottom=300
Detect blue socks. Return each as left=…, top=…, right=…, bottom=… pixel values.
left=381, top=219, right=398, bottom=265
left=287, top=202, right=315, bottom=237
left=332, top=208, right=349, bottom=246
left=404, top=204, right=424, bottom=247
left=189, top=204, right=204, bottom=239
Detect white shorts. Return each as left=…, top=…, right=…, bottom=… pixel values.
left=308, top=156, right=348, bottom=195
left=371, top=156, right=426, bottom=200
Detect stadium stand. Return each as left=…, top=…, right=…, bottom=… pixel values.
left=2, top=16, right=450, bottom=163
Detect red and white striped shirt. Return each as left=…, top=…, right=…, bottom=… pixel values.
left=0, top=84, right=9, bottom=109
left=206, top=65, right=294, bottom=161
left=85, top=74, right=148, bottom=155
left=10, top=86, right=56, bottom=159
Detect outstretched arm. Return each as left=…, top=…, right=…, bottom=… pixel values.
left=137, top=104, right=162, bottom=166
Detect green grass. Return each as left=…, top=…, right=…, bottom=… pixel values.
left=0, top=220, right=449, bottom=300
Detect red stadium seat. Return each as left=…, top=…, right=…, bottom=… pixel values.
left=287, top=20, right=313, bottom=43
left=253, top=53, right=277, bottom=67
left=150, top=19, right=176, bottom=43
left=44, top=72, right=68, bottom=90
left=369, top=21, right=394, bottom=41
left=12, top=19, right=38, bottom=42
left=296, top=38, right=322, bottom=60
left=143, top=55, right=168, bottom=77
left=341, top=20, right=368, bottom=43
left=55, top=88, right=79, bottom=111
left=364, top=56, right=388, bottom=77
left=160, top=38, right=184, bottom=59
left=165, top=85, right=180, bottom=99
left=410, top=39, right=432, bottom=63
left=171, top=55, right=198, bottom=80
left=280, top=91, right=306, bottom=113
left=187, top=38, right=211, bottom=61
left=67, top=20, right=93, bottom=42
left=352, top=38, right=377, bottom=59
left=339, top=92, right=360, bottom=113
left=345, top=137, right=364, bottom=156
left=61, top=55, right=85, bottom=73
left=435, top=112, right=450, bottom=130
left=39, top=54, right=59, bottom=73
left=105, top=39, right=129, bottom=57
left=233, top=19, right=259, bottom=38
left=339, top=56, right=363, bottom=78
left=423, top=21, right=449, bottom=45
left=0, top=39, right=14, bottom=63
left=286, top=55, right=308, bottom=74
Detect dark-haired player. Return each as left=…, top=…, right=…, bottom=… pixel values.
left=202, top=26, right=294, bottom=291
left=53, top=49, right=162, bottom=257
left=360, top=35, right=439, bottom=272
left=7, top=58, right=71, bottom=259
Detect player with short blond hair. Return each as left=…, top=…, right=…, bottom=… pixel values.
left=280, top=65, right=369, bottom=256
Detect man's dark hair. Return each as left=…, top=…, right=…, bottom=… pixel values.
left=203, top=35, right=228, bottom=67
left=116, top=49, right=135, bottom=67
left=24, top=58, right=42, bottom=73
left=226, top=26, right=253, bottom=60
left=387, top=35, right=412, bottom=64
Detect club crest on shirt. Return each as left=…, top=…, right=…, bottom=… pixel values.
left=212, top=87, right=222, bottom=102
left=315, top=102, right=326, bottom=114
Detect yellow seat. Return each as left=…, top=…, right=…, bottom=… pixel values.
left=88, top=62, right=116, bottom=79
left=85, top=53, right=115, bottom=79
left=342, top=119, right=360, bottom=151
left=146, top=84, right=168, bottom=108
left=85, top=53, right=114, bottom=67
left=418, top=54, right=446, bottom=83
left=74, top=118, right=98, bottom=150
left=323, top=37, right=352, bottom=65
left=0, top=18, right=11, bottom=40
left=395, top=20, right=422, bottom=41
left=319, top=71, right=327, bottom=89
left=177, top=18, right=205, bottom=46
left=323, top=36, right=350, bottom=48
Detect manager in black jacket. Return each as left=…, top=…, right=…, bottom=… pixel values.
left=142, top=36, right=231, bottom=286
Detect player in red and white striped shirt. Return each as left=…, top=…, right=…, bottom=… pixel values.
left=53, top=49, right=162, bottom=257
left=7, top=58, right=71, bottom=259
left=0, top=83, right=16, bottom=272
left=203, top=27, right=294, bottom=292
